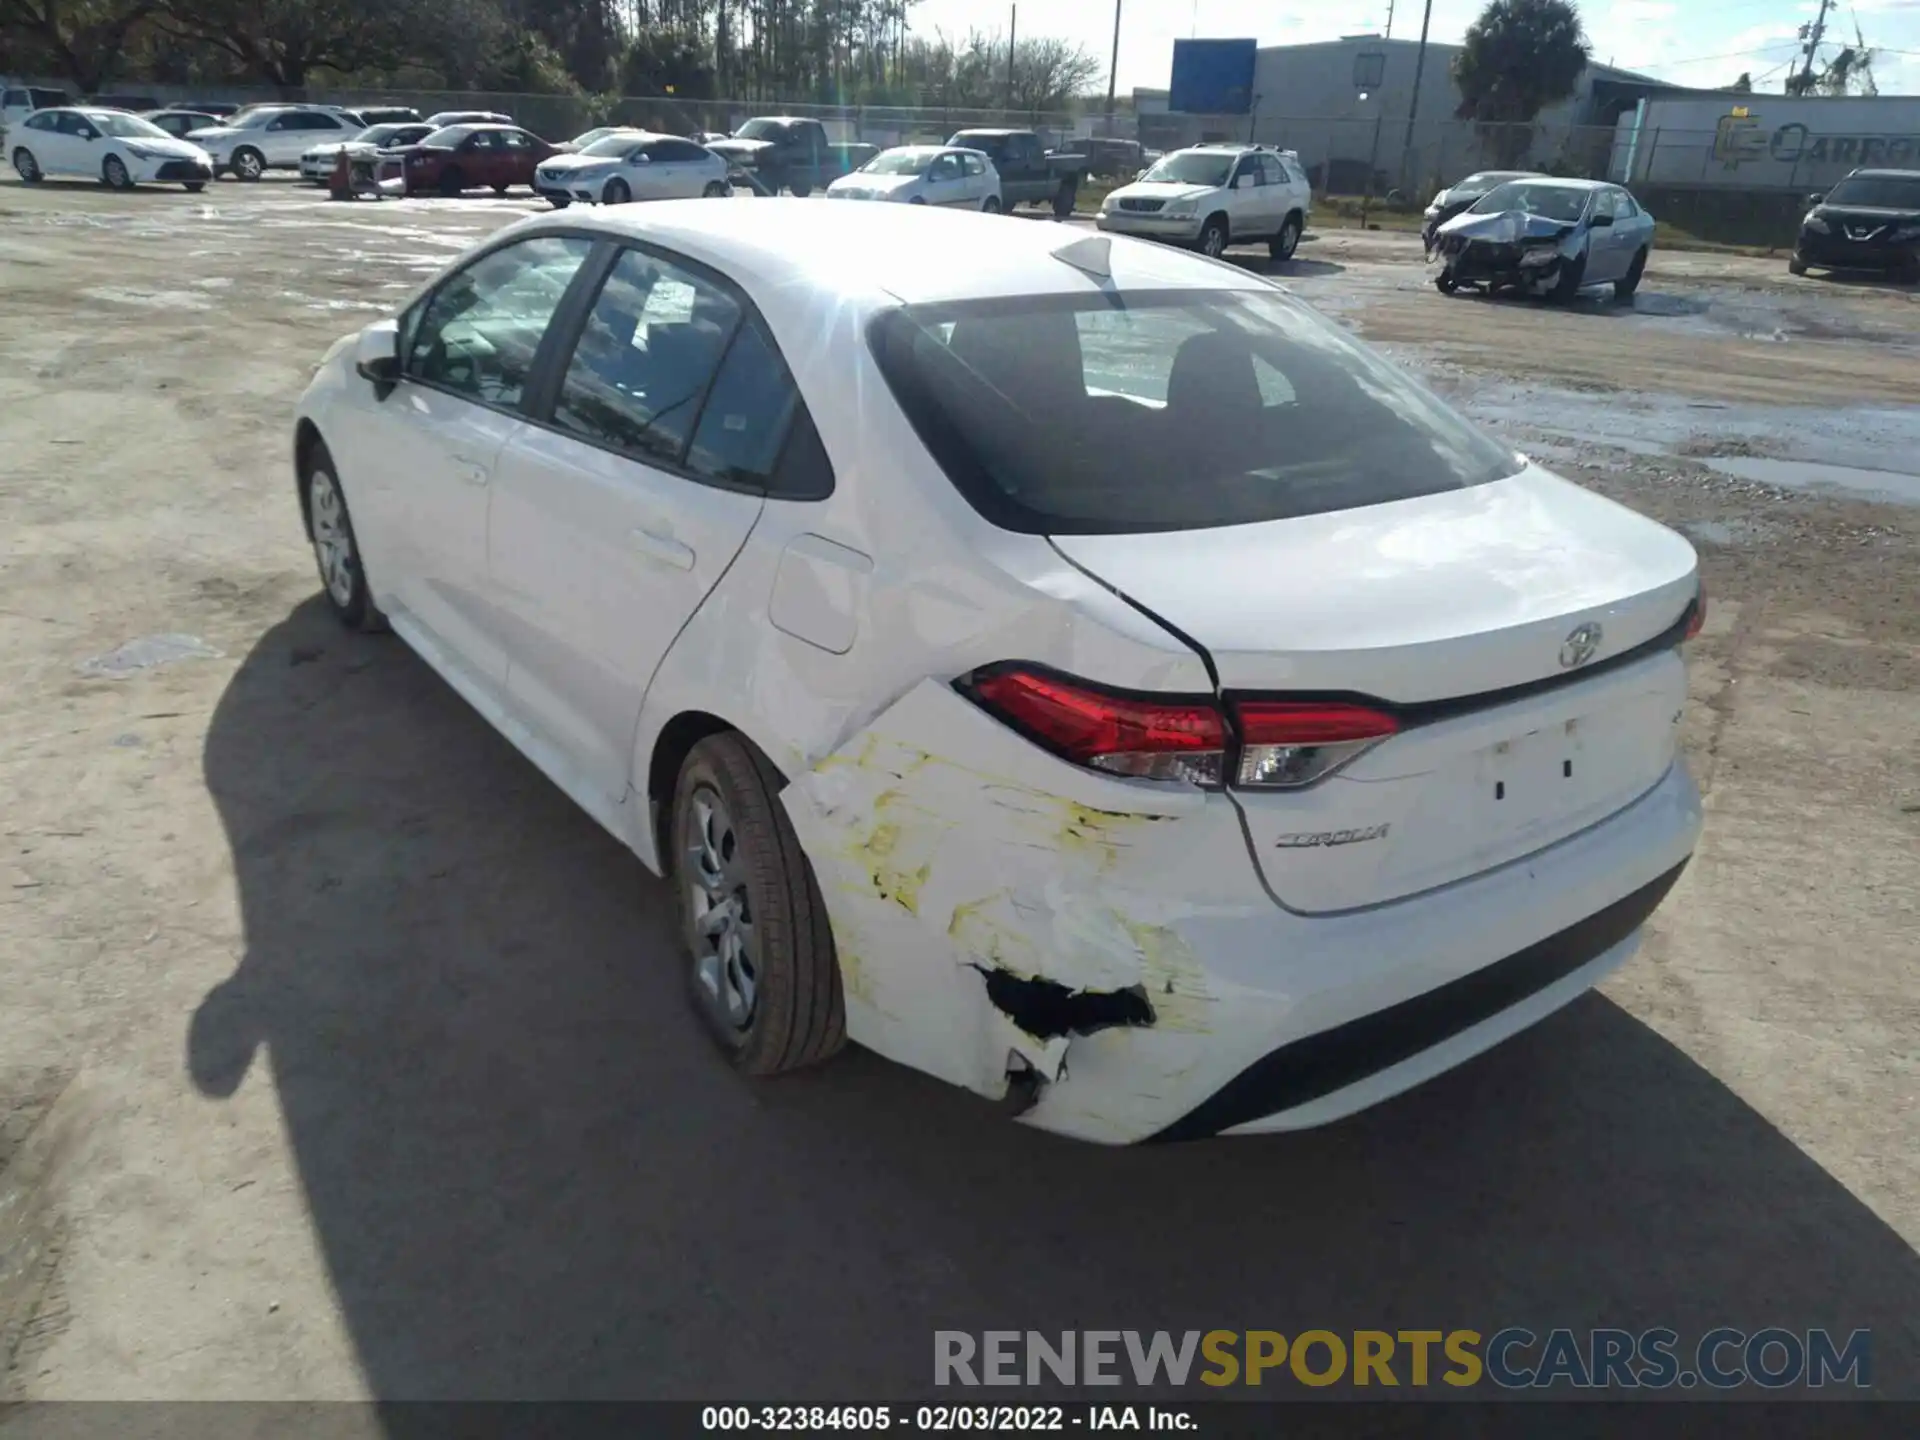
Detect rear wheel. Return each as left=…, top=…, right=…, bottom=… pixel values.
left=1269, top=213, right=1302, bottom=263
left=184, top=181, right=205, bottom=193
left=490, top=182, right=508, bottom=195
left=1435, top=271, right=1458, bottom=294
left=1615, top=247, right=1647, bottom=301
left=1052, top=178, right=1076, bottom=218
left=672, top=734, right=845, bottom=1076
left=702, top=179, right=728, bottom=198
left=602, top=176, right=630, bottom=205
left=437, top=166, right=464, bottom=196
left=102, top=154, right=133, bottom=190
left=790, top=177, right=813, bottom=198
left=1787, top=257, right=1808, bottom=276
left=231, top=146, right=265, bottom=182
left=1197, top=216, right=1228, bottom=259
left=13, top=148, right=42, bottom=184
left=981, top=193, right=1001, bottom=214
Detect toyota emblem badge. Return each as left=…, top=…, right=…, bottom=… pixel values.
left=1559, top=622, right=1603, bottom=669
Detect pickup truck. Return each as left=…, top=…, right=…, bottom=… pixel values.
left=704, top=117, right=873, bottom=196
left=946, top=129, right=1087, bottom=216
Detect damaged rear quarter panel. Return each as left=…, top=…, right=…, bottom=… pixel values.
left=781, top=678, right=1271, bottom=1141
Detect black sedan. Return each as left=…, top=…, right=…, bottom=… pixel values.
left=1423, top=170, right=1541, bottom=253
left=1791, top=169, right=1920, bottom=281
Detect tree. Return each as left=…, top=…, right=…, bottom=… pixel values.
left=0, top=0, right=162, bottom=93
left=1727, top=70, right=1752, bottom=93
left=153, top=0, right=423, bottom=92
left=1452, top=0, right=1591, bottom=164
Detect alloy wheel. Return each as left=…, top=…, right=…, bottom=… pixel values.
left=684, top=785, right=759, bottom=1032
left=307, top=469, right=356, bottom=608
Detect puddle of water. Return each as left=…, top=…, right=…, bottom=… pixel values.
left=78, top=633, right=222, bottom=678
left=81, top=286, right=212, bottom=311
left=1700, top=456, right=1920, bottom=506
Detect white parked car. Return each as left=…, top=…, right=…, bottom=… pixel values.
left=299, top=122, right=435, bottom=182
left=1098, top=143, right=1313, bottom=261
left=189, top=104, right=363, bottom=180
left=827, top=145, right=1002, bottom=210
left=292, top=202, right=1704, bottom=1145
left=9, top=106, right=213, bottom=191
left=533, top=131, right=730, bottom=207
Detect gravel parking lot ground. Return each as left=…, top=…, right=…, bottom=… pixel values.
left=2, top=178, right=1916, bottom=1402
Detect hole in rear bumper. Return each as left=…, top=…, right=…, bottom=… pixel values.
left=1145, top=857, right=1690, bottom=1142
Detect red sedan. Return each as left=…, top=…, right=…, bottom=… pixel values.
left=395, top=124, right=557, bottom=196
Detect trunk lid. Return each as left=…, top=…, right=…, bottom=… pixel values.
left=1050, top=467, right=1699, bottom=912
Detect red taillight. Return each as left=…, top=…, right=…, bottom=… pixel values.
left=1684, top=582, right=1707, bottom=641
left=965, top=667, right=1228, bottom=785
left=1232, top=700, right=1399, bottom=788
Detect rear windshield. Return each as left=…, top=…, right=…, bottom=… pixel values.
left=869, top=288, right=1520, bottom=535
left=1826, top=174, right=1920, bottom=208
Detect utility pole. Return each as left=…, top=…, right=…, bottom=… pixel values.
left=1105, top=0, right=1122, bottom=131
left=1796, top=0, right=1832, bottom=93
left=1007, top=5, right=1018, bottom=112
left=1400, top=0, right=1435, bottom=187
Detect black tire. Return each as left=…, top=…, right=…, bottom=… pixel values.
left=231, top=146, right=265, bottom=182
left=602, top=176, right=630, bottom=205
left=1550, top=250, right=1588, bottom=303
left=437, top=166, right=464, bottom=197
left=184, top=181, right=205, bottom=193
left=1197, top=215, right=1228, bottom=259
left=1435, top=272, right=1458, bottom=294
left=790, top=177, right=812, bottom=198
left=981, top=194, right=1001, bottom=214
left=301, top=442, right=388, bottom=634
left=702, top=180, right=728, bottom=198
left=547, top=195, right=570, bottom=209
left=672, top=734, right=845, bottom=1076
left=491, top=182, right=508, bottom=195
left=1616, top=248, right=1647, bottom=301
left=1787, top=257, right=1808, bottom=276
left=102, top=154, right=133, bottom=191
left=761, top=169, right=787, bottom=196
left=13, top=148, right=42, bottom=184
left=1052, top=178, right=1076, bottom=218
left=909, top=195, right=926, bottom=205
left=1269, top=213, right=1302, bottom=263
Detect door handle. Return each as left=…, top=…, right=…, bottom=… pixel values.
left=631, top=526, right=695, bottom=570
left=450, top=453, right=490, bottom=486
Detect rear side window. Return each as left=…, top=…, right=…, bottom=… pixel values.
left=549, top=248, right=742, bottom=465
left=868, top=288, right=1521, bottom=535
left=686, top=319, right=800, bottom=488
left=2, top=91, right=23, bottom=108
left=404, top=234, right=594, bottom=409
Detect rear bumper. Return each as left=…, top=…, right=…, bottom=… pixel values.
left=785, top=679, right=1703, bottom=1146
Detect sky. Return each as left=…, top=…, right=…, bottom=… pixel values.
left=907, top=0, right=1920, bottom=99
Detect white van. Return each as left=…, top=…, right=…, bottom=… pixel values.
left=2, top=85, right=72, bottom=147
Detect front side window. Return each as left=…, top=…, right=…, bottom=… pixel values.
left=404, top=234, right=594, bottom=409
left=928, top=153, right=961, bottom=182
left=549, top=248, right=742, bottom=465
left=869, top=287, right=1521, bottom=535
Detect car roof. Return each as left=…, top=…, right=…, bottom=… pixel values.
left=1488, top=175, right=1607, bottom=190
left=521, top=197, right=1277, bottom=309
left=1846, top=167, right=1920, bottom=178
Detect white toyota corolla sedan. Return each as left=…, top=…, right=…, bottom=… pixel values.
left=292, top=201, right=1705, bottom=1144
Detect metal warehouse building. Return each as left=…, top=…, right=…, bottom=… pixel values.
left=1142, top=34, right=1690, bottom=195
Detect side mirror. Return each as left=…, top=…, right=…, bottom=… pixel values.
left=355, top=318, right=401, bottom=390
left=1805, top=191, right=1825, bottom=207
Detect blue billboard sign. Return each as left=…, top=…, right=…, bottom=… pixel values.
left=1169, top=38, right=1258, bottom=115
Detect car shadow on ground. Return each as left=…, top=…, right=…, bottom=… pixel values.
left=189, top=599, right=1920, bottom=1403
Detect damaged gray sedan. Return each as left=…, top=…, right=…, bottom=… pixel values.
left=1431, top=178, right=1653, bottom=302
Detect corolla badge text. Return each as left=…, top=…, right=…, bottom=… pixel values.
left=1274, top=824, right=1391, bottom=849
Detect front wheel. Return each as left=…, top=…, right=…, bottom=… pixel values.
left=672, top=734, right=845, bottom=1076
left=981, top=194, right=1001, bottom=214
left=102, top=154, right=133, bottom=190
left=1197, top=217, right=1228, bottom=259
left=231, top=146, right=265, bottom=182
left=1550, top=251, right=1587, bottom=303
left=12, top=148, right=43, bottom=184
left=1787, top=257, right=1808, bottom=277
left=491, top=182, right=508, bottom=196
left=304, top=446, right=387, bottom=634
left=184, top=181, right=205, bottom=193
left=602, top=177, right=630, bottom=205
left=1616, top=248, right=1647, bottom=301
left=1052, top=178, right=1076, bottom=218
left=437, top=166, right=464, bottom=197
left=1270, top=214, right=1302, bottom=263
left=1435, top=272, right=1458, bottom=294
left=790, top=177, right=812, bottom=198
